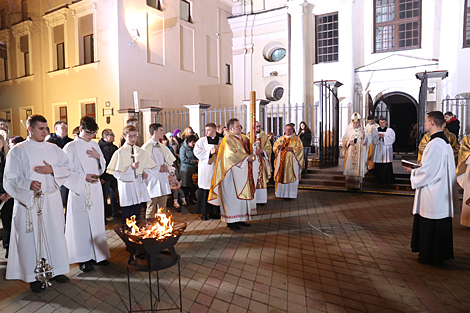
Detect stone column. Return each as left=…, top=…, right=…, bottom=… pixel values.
left=184, top=104, right=211, bottom=138
left=287, top=0, right=307, bottom=124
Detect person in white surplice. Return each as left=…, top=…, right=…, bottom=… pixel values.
left=142, top=123, right=176, bottom=217
left=208, top=118, right=258, bottom=231
left=4, top=115, right=72, bottom=293
left=372, top=117, right=396, bottom=185
left=194, top=123, right=222, bottom=221
left=63, top=116, right=110, bottom=273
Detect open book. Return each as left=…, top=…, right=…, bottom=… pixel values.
left=401, top=159, right=420, bottom=169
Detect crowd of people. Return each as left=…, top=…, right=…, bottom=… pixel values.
left=0, top=114, right=312, bottom=292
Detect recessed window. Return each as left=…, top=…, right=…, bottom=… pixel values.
left=84, top=34, right=94, bottom=64
left=374, top=0, right=421, bottom=52
left=464, top=0, right=470, bottom=47
left=266, top=81, right=284, bottom=101
left=21, top=0, right=28, bottom=21
left=59, top=106, right=68, bottom=124
left=273, top=87, right=284, bottom=101
left=57, top=43, right=65, bottom=70
left=147, top=0, right=163, bottom=11
left=19, top=35, right=30, bottom=77
left=316, top=12, right=338, bottom=63
left=225, top=64, right=231, bottom=84
left=180, top=0, right=192, bottom=23
left=0, top=43, right=8, bottom=81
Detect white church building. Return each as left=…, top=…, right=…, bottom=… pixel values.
left=229, top=0, right=470, bottom=151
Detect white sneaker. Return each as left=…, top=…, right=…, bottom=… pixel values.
left=173, top=202, right=180, bottom=209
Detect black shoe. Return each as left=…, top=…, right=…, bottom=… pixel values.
left=237, top=222, right=251, bottom=227
left=30, top=281, right=44, bottom=293
left=79, top=262, right=95, bottom=272
left=283, top=198, right=291, bottom=201
left=209, top=214, right=221, bottom=220
left=201, top=215, right=209, bottom=221
left=50, top=275, right=70, bottom=283
left=5, top=248, right=8, bottom=259
left=417, top=258, right=429, bottom=265
left=258, top=203, right=266, bottom=206
left=227, top=223, right=240, bottom=231
left=96, top=260, right=110, bottom=266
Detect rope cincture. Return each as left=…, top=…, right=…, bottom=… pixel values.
left=32, top=190, right=54, bottom=288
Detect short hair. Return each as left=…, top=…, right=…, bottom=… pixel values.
left=285, top=123, right=294, bottom=130
left=123, top=125, right=137, bottom=136
left=427, top=111, right=445, bottom=128
left=217, top=124, right=223, bottom=129
left=80, top=116, right=98, bottom=132
left=102, top=128, right=113, bottom=137
left=54, top=121, right=66, bottom=129
left=186, top=134, right=197, bottom=143
left=27, top=114, right=47, bottom=129
left=9, top=136, right=24, bottom=146
left=72, top=126, right=80, bottom=135
left=367, top=115, right=375, bottom=120
left=0, top=117, right=8, bottom=124
left=205, top=123, right=216, bottom=129
left=227, top=118, right=239, bottom=131
left=149, top=123, right=163, bottom=135
left=379, top=117, right=387, bottom=121
left=126, top=117, right=138, bottom=125
left=444, top=111, right=453, bottom=117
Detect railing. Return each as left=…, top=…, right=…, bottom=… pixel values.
left=154, top=110, right=189, bottom=134
left=201, top=106, right=247, bottom=133
left=442, top=94, right=469, bottom=141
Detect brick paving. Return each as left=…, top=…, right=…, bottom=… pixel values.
left=1, top=189, right=470, bottom=313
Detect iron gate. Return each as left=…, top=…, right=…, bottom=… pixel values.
left=417, top=71, right=428, bottom=149
left=317, top=80, right=341, bottom=168
left=442, top=94, right=469, bottom=141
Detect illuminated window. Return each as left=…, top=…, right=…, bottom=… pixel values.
left=59, top=106, right=68, bottom=124
left=316, top=13, right=338, bottom=63
left=374, top=0, right=421, bottom=52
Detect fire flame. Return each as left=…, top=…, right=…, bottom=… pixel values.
left=125, top=208, right=174, bottom=241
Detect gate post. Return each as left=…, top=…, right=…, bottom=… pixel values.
left=184, top=104, right=211, bottom=138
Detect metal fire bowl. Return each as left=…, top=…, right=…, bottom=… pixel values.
left=115, top=219, right=187, bottom=271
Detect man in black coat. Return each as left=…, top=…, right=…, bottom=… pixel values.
left=99, top=128, right=120, bottom=218
left=444, top=111, right=460, bottom=139
left=47, top=121, right=74, bottom=213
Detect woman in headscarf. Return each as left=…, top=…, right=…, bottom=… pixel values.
left=173, top=129, right=183, bottom=145
left=166, top=132, right=180, bottom=155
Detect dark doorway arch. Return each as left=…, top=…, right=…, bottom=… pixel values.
left=373, top=92, right=418, bottom=153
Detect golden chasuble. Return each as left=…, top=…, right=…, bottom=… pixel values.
left=273, top=135, right=304, bottom=184
left=247, top=131, right=272, bottom=189
left=208, top=132, right=256, bottom=201
left=417, top=129, right=459, bottom=166
left=457, top=135, right=470, bottom=176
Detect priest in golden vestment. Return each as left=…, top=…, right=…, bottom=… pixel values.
left=365, top=115, right=379, bottom=170
left=247, top=121, right=272, bottom=206
left=456, top=135, right=470, bottom=227
left=417, top=128, right=459, bottom=166
left=342, top=112, right=369, bottom=189
left=208, top=118, right=258, bottom=231
left=273, top=124, right=304, bottom=200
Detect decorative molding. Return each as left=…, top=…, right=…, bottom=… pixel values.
left=15, top=75, right=34, bottom=83
left=43, top=7, right=68, bottom=27
left=47, top=68, right=70, bottom=77
left=11, top=20, right=32, bottom=37
left=73, top=61, right=100, bottom=72
left=70, top=0, right=97, bottom=17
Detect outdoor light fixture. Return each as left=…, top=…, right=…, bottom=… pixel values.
left=129, top=28, right=140, bottom=47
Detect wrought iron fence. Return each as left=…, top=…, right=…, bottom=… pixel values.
left=201, top=106, right=247, bottom=133
left=442, top=94, right=469, bottom=141
left=154, top=110, right=189, bottom=134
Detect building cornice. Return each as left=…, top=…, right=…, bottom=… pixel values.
left=43, top=7, right=69, bottom=27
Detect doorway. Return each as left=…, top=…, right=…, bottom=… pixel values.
left=374, top=92, right=418, bottom=153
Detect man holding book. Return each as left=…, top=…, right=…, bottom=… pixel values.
left=403, top=111, right=458, bottom=266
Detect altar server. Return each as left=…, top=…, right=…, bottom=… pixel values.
left=64, top=116, right=110, bottom=273
left=4, top=115, right=72, bottom=292
left=273, top=124, right=304, bottom=200
left=107, top=126, right=156, bottom=225
left=142, top=123, right=176, bottom=217
left=403, top=111, right=457, bottom=265
left=208, top=118, right=257, bottom=230
left=372, top=117, right=395, bottom=184
left=194, top=123, right=222, bottom=220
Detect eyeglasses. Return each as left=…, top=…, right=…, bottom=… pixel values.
left=84, top=129, right=97, bottom=136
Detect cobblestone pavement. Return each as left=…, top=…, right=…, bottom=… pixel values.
left=1, top=189, right=470, bottom=313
